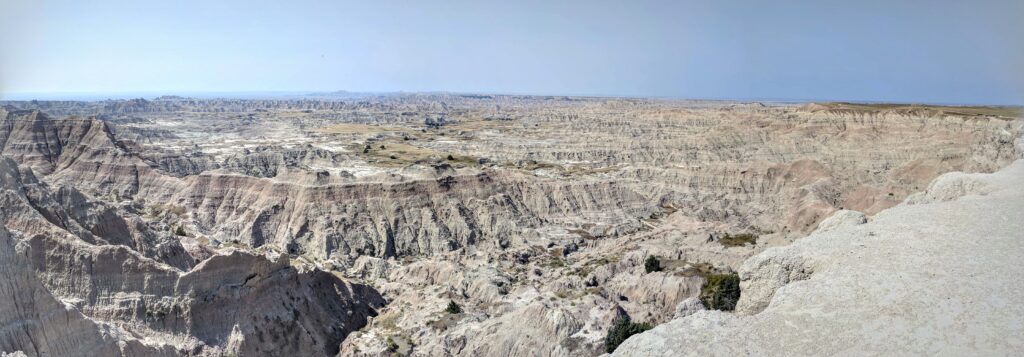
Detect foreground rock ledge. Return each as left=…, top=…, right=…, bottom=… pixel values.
left=613, top=160, right=1024, bottom=356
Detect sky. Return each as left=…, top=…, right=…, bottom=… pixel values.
left=1, top=0, right=1022, bottom=104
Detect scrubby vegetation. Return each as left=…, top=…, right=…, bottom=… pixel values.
left=445, top=300, right=463, bottom=314
left=676, top=261, right=722, bottom=278
left=604, top=316, right=653, bottom=353
left=700, top=272, right=741, bottom=310
left=644, top=255, right=662, bottom=273
left=719, top=233, right=758, bottom=247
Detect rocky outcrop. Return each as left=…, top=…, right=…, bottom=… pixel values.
left=1, top=109, right=658, bottom=265
left=812, top=209, right=867, bottom=233
left=0, top=109, right=178, bottom=198
left=0, top=155, right=385, bottom=356
left=0, top=226, right=179, bottom=357
left=0, top=157, right=194, bottom=269
left=2, top=98, right=1020, bottom=356
left=26, top=233, right=385, bottom=356
left=903, top=170, right=998, bottom=204
left=157, top=170, right=654, bottom=263
left=5, top=100, right=1021, bottom=268
left=612, top=160, right=1024, bottom=356
left=672, top=298, right=705, bottom=319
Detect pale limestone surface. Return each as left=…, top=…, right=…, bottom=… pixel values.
left=613, top=160, right=1024, bottom=356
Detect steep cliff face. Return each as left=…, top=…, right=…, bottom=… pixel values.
left=612, top=160, right=1024, bottom=356
left=155, top=171, right=653, bottom=263
left=6, top=102, right=1020, bottom=268
left=0, top=109, right=658, bottom=266
left=0, top=157, right=193, bottom=269
left=0, top=156, right=384, bottom=356
left=25, top=234, right=385, bottom=356
left=1, top=98, right=1020, bottom=357
left=0, top=227, right=180, bottom=357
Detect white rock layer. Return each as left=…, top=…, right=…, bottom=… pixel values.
left=614, top=160, right=1024, bottom=356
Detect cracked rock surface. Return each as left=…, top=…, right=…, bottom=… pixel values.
left=613, top=160, right=1024, bottom=356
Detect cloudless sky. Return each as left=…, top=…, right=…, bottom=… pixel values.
left=1, top=0, right=1022, bottom=104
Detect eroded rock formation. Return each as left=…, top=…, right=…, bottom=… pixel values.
left=0, top=97, right=1020, bottom=356
left=613, top=160, right=1024, bottom=356
left=0, top=150, right=384, bottom=355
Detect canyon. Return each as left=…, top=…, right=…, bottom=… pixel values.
left=0, top=95, right=1021, bottom=356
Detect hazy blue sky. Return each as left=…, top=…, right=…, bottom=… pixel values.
left=2, top=0, right=1022, bottom=104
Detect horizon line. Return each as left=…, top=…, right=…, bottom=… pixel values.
left=1, top=90, right=1021, bottom=107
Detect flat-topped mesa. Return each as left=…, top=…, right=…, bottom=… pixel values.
left=1, top=109, right=661, bottom=264
left=798, top=102, right=1024, bottom=120
left=161, top=169, right=654, bottom=262
left=3, top=101, right=1020, bottom=251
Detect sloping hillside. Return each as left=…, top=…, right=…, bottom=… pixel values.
left=613, top=159, right=1024, bottom=356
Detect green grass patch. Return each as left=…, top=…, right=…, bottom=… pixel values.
left=719, top=233, right=757, bottom=247
left=604, top=316, right=653, bottom=353
left=700, top=273, right=741, bottom=311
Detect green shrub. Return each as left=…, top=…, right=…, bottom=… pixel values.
left=173, top=225, right=187, bottom=236
left=644, top=255, right=662, bottom=273
left=445, top=300, right=462, bottom=314
left=604, top=316, right=653, bottom=353
left=719, top=233, right=757, bottom=247
left=700, top=272, right=741, bottom=311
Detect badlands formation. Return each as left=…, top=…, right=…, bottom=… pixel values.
left=614, top=159, right=1024, bottom=356
left=0, top=95, right=1021, bottom=356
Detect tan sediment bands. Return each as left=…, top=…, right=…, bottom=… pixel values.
left=0, top=97, right=1020, bottom=356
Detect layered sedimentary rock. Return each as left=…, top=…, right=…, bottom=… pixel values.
left=1, top=97, right=1020, bottom=356
left=0, top=155, right=384, bottom=356
left=0, top=226, right=179, bottom=357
